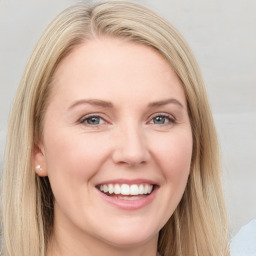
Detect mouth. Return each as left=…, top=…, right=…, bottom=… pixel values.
left=96, top=183, right=156, bottom=201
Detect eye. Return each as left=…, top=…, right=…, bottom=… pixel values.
left=80, top=115, right=105, bottom=126
left=149, top=114, right=175, bottom=125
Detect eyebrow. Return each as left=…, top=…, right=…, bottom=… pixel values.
left=68, top=99, right=113, bottom=110
left=68, top=98, right=184, bottom=110
left=148, top=98, right=184, bottom=109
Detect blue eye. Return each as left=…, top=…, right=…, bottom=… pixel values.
left=150, top=114, right=174, bottom=125
left=80, top=115, right=104, bottom=125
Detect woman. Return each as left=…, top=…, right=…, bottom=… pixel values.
left=1, top=1, right=229, bottom=256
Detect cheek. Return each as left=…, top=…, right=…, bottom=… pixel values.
left=43, top=130, right=112, bottom=216
left=43, top=129, right=110, bottom=187
left=151, top=130, right=193, bottom=181
left=147, top=129, right=192, bottom=226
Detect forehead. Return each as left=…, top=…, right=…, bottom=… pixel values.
left=50, top=37, right=186, bottom=107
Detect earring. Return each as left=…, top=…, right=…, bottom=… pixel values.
left=36, top=164, right=42, bottom=171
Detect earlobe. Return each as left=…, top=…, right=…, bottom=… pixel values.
left=35, top=164, right=45, bottom=176
left=33, top=143, right=48, bottom=177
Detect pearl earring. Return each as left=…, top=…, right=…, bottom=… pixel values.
left=36, top=164, right=42, bottom=171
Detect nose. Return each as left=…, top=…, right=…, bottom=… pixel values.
left=111, top=124, right=150, bottom=167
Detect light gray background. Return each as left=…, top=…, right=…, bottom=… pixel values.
left=0, top=0, right=255, bottom=238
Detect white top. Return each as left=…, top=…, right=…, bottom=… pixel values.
left=230, top=219, right=256, bottom=256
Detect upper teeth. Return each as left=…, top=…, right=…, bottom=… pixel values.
left=99, top=184, right=153, bottom=195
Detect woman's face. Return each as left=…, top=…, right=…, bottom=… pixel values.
left=35, top=37, right=193, bottom=250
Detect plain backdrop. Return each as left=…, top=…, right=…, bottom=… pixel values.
left=0, top=0, right=255, bottom=237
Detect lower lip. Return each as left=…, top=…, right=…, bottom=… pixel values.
left=96, top=187, right=158, bottom=210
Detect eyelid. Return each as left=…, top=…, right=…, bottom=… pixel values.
left=148, top=112, right=176, bottom=122
left=78, top=112, right=176, bottom=126
left=79, top=113, right=108, bottom=125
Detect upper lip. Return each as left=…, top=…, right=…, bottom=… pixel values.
left=95, top=178, right=157, bottom=186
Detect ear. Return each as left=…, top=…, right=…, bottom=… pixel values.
left=33, top=142, right=48, bottom=177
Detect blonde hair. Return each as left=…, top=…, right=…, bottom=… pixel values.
left=1, top=1, right=229, bottom=255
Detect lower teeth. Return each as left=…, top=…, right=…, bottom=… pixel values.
left=114, top=195, right=147, bottom=200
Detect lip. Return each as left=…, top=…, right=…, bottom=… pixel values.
left=95, top=179, right=158, bottom=210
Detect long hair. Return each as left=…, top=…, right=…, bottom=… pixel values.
left=1, top=1, right=229, bottom=255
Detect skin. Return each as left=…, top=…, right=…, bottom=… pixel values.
left=34, top=37, right=193, bottom=256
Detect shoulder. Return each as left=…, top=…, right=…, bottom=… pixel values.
left=230, top=219, right=256, bottom=256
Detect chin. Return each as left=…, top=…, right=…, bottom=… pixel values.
left=93, top=222, right=159, bottom=248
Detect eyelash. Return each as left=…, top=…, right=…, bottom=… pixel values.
left=79, top=114, right=106, bottom=126
left=149, top=113, right=176, bottom=126
left=79, top=113, right=176, bottom=127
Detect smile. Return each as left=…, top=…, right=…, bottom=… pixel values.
left=96, top=180, right=158, bottom=210
left=98, top=183, right=153, bottom=196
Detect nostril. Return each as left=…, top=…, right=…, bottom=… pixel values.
left=112, top=148, right=150, bottom=167
left=111, top=130, right=150, bottom=166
